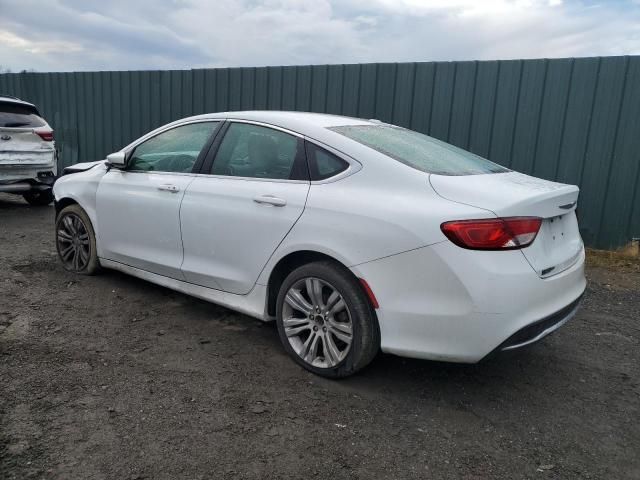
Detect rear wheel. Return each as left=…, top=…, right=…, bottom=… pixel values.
left=55, top=204, right=100, bottom=275
left=23, top=189, right=54, bottom=206
left=276, top=261, right=380, bottom=378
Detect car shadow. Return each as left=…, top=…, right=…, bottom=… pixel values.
left=100, top=266, right=557, bottom=399
left=0, top=193, right=30, bottom=209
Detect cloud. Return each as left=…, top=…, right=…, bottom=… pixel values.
left=0, top=0, right=638, bottom=72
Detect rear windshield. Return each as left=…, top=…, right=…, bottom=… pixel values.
left=0, top=101, right=45, bottom=128
left=329, top=124, right=509, bottom=176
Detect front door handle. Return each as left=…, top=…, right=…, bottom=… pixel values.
left=253, top=195, right=286, bottom=207
left=158, top=184, right=180, bottom=193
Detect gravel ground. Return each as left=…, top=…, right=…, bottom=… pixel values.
left=1, top=193, right=639, bottom=480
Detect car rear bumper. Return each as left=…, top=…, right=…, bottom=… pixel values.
left=350, top=241, right=586, bottom=363
left=0, top=166, right=57, bottom=192
left=495, top=295, right=582, bottom=352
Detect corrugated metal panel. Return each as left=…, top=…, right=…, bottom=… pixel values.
left=1, top=56, right=639, bottom=249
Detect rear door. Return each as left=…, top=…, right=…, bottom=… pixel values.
left=0, top=101, right=54, bottom=167
left=96, top=121, right=220, bottom=279
left=180, top=121, right=310, bottom=294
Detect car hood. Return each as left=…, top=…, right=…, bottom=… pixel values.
left=62, top=160, right=106, bottom=175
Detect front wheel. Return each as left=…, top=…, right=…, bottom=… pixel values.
left=55, top=204, right=100, bottom=275
left=276, top=261, right=380, bottom=378
left=23, top=189, right=54, bottom=206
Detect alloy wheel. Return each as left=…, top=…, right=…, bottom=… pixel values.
left=56, top=213, right=91, bottom=271
left=281, top=277, right=353, bottom=368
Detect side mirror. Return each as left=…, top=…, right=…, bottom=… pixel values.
left=106, top=151, right=127, bottom=168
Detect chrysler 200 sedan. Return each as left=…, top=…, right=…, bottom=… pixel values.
left=53, top=111, right=586, bottom=378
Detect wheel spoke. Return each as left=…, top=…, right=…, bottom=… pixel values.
left=57, top=229, right=73, bottom=242
left=78, top=245, right=89, bottom=265
left=283, top=316, right=311, bottom=328
left=323, top=333, right=342, bottom=366
left=328, top=323, right=352, bottom=344
left=306, top=334, right=321, bottom=362
left=285, top=289, right=313, bottom=315
left=78, top=233, right=90, bottom=245
left=328, top=318, right=352, bottom=335
left=72, top=216, right=82, bottom=234
left=329, top=298, right=346, bottom=316
left=63, top=216, right=76, bottom=235
left=325, top=290, right=341, bottom=312
left=284, top=322, right=312, bottom=337
left=299, top=332, right=317, bottom=360
left=73, top=248, right=80, bottom=270
left=306, top=278, right=323, bottom=307
left=60, top=244, right=75, bottom=261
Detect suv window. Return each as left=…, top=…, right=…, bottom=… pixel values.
left=0, top=101, right=46, bottom=128
left=211, top=123, right=307, bottom=180
left=330, top=124, right=509, bottom=176
left=128, top=122, right=219, bottom=173
left=305, top=142, right=349, bottom=180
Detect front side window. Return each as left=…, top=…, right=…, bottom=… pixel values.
left=128, top=122, right=219, bottom=173
left=330, top=124, right=509, bottom=176
left=0, top=101, right=46, bottom=128
left=211, top=123, right=307, bottom=180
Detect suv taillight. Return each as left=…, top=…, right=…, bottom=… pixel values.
left=36, top=130, right=54, bottom=141
left=440, top=217, right=542, bottom=250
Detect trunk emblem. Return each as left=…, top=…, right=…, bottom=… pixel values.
left=559, top=201, right=577, bottom=210
left=0, top=135, right=11, bottom=141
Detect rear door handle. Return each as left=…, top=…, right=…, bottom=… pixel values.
left=158, top=184, right=180, bottom=193
left=253, top=195, right=286, bottom=207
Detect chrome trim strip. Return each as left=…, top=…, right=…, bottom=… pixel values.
left=121, top=119, right=223, bottom=153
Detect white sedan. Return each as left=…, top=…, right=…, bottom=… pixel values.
left=53, top=111, right=586, bottom=378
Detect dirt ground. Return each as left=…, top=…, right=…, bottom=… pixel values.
left=1, top=193, right=639, bottom=480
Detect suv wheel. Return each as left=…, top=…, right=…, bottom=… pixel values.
left=23, top=189, right=54, bottom=206
left=276, top=261, right=380, bottom=378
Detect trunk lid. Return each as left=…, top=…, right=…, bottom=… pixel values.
left=0, top=127, right=55, bottom=166
left=430, top=171, right=583, bottom=278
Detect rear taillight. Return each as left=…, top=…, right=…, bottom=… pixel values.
left=36, top=130, right=54, bottom=141
left=440, top=217, right=542, bottom=250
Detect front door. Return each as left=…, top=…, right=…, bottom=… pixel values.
left=95, top=121, right=220, bottom=279
left=180, top=121, right=310, bottom=294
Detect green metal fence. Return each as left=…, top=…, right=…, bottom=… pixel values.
left=1, top=56, right=639, bottom=249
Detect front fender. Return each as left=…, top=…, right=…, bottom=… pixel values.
left=53, top=163, right=107, bottom=236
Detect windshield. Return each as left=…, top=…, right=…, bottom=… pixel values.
left=0, top=102, right=46, bottom=128
left=330, top=124, right=509, bottom=176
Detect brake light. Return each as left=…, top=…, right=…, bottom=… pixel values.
left=440, top=217, right=542, bottom=250
left=36, top=130, right=54, bottom=141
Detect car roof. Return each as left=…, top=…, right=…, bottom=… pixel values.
left=0, top=95, right=37, bottom=108
left=180, top=110, right=375, bottom=137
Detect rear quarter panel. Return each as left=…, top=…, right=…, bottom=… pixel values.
left=256, top=162, right=497, bottom=285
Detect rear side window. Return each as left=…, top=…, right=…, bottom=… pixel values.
left=0, top=101, right=45, bottom=128
left=305, top=142, right=349, bottom=180
left=330, top=124, right=509, bottom=176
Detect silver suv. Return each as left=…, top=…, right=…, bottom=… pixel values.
left=0, top=95, right=57, bottom=205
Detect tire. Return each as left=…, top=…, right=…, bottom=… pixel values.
left=55, top=204, right=100, bottom=275
left=276, top=260, right=380, bottom=378
left=23, top=189, right=54, bottom=206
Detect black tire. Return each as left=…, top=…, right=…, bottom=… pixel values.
left=55, top=204, right=100, bottom=275
left=23, top=189, right=54, bottom=206
left=276, top=260, right=380, bottom=378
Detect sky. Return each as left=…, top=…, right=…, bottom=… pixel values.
left=0, top=0, right=639, bottom=72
